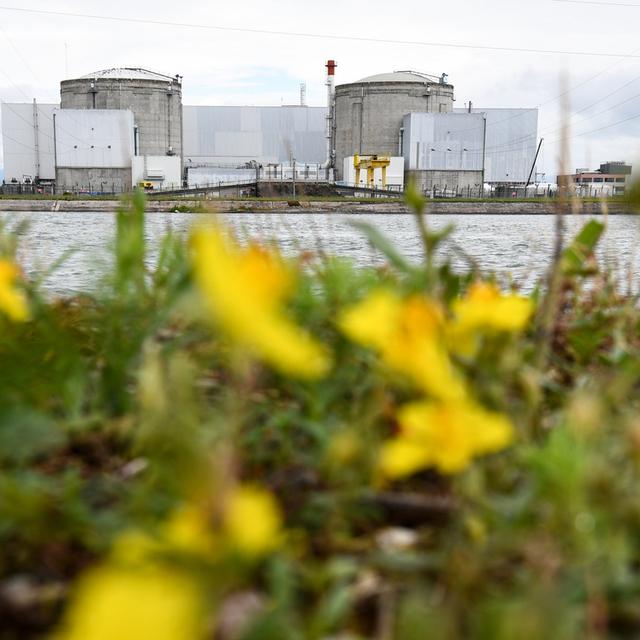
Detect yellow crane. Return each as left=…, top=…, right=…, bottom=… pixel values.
left=353, top=154, right=391, bottom=189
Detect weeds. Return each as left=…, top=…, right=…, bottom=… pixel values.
left=0, top=190, right=639, bottom=639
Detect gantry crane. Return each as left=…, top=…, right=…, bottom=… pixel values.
left=353, top=154, right=391, bottom=189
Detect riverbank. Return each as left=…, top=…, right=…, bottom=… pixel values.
left=0, top=198, right=633, bottom=215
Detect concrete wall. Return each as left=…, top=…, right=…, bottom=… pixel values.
left=407, top=169, right=484, bottom=193
left=54, top=109, right=134, bottom=168
left=60, top=77, right=182, bottom=159
left=334, top=81, right=454, bottom=180
left=56, top=167, right=131, bottom=192
left=1, top=102, right=57, bottom=182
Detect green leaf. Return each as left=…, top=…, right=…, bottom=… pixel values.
left=115, top=190, right=147, bottom=297
left=0, top=407, right=62, bottom=465
left=404, top=180, right=426, bottom=215
left=561, top=219, right=605, bottom=276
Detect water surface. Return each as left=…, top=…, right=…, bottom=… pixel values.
left=1, top=211, right=638, bottom=295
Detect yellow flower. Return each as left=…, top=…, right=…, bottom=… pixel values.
left=163, top=505, right=217, bottom=556
left=58, top=564, right=205, bottom=640
left=339, top=290, right=465, bottom=400
left=223, top=485, right=282, bottom=557
left=452, top=282, right=533, bottom=333
left=0, top=259, right=28, bottom=322
left=379, top=400, right=515, bottom=478
left=191, top=228, right=330, bottom=379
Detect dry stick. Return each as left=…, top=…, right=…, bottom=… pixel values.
left=531, top=76, right=571, bottom=433
left=410, top=187, right=434, bottom=277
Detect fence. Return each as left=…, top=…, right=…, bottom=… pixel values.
left=1, top=181, right=626, bottom=200
left=1, top=182, right=128, bottom=196
left=428, top=185, right=559, bottom=199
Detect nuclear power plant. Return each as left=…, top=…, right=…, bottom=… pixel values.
left=1, top=61, right=539, bottom=195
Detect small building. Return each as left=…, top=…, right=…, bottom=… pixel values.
left=559, top=162, right=631, bottom=197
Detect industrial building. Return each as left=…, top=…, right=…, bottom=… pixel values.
left=332, top=69, right=538, bottom=192
left=402, top=112, right=485, bottom=192
left=559, top=161, right=632, bottom=196
left=334, top=70, right=455, bottom=179
left=2, top=67, right=184, bottom=192
left=456, top=107, right=539, bottom=185
left=1, top=62, right=539, bottom=195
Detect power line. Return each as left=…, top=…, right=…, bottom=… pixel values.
left=548, top=109, right=640, bottom=143
left=0, top=60, right=90, bottom=146
left=0, top=5, right=639, bottom=59
left=1, top=130, right=37, bottom=152
left=553, top=0, right=640, bottom=6
left=422, top=47, right=640, bottom=142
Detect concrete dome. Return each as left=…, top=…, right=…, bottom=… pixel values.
left=76, top=68, right=179, bottom=82
left=356, top=71, right=440, bottom=83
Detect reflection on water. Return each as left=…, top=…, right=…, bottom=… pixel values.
left=1, top=210, right=639, bottom=296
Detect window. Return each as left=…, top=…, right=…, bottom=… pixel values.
left=605, top=177, right=614, bottom=183
left=593, top=177, right=604, bottom=183
left=615, top=178, right=626, bottom=183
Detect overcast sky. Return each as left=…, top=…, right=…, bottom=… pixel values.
left=1, top=0, right=639, bottom=179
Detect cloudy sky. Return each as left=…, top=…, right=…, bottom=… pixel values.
left=1, top=0, right=639, bottom=179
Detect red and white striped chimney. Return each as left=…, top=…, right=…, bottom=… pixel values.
left=322, top=60, right=337, bottom=171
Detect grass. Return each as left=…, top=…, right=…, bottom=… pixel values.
left=2, top=189, right=640, bottom=638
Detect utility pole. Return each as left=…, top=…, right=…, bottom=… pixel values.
left=525, top=138, right=544, bottom=191
left=292, top=159, right=296, bottom=197
left=33, top=99, right=40, bottom=182
left=253, top=161, right=261, bottom=197
left=481, top=115, right=487, bottom=191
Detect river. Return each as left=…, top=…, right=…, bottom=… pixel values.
left=1, top=211, right=638, bottom=295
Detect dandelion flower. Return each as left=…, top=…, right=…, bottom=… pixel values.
left=192, top=228, right=330, bottom=379
left=452, top=282, right=533, bottom=333
left=340, top=290, right=465, bottom=400
left=223, top=485, right=282, bottom=557
left=380, top=400, right=515, bottom=478
left=0, top=259, right=28, bottom=322
left=58, top=564, right=204, bottom=640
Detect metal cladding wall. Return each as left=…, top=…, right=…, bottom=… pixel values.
left=1, top=103, right=56, bottom=182
left=334, top=73, right=455, bottom=180
left=60, top=70, right=182, bottom=159
left=403, top=113, right=485, bottom=171
left=54, top=110, right=134, bottom=169
left=454, top=107, right=538, bottom=183
left=182, top=106, right=326, bottom=165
